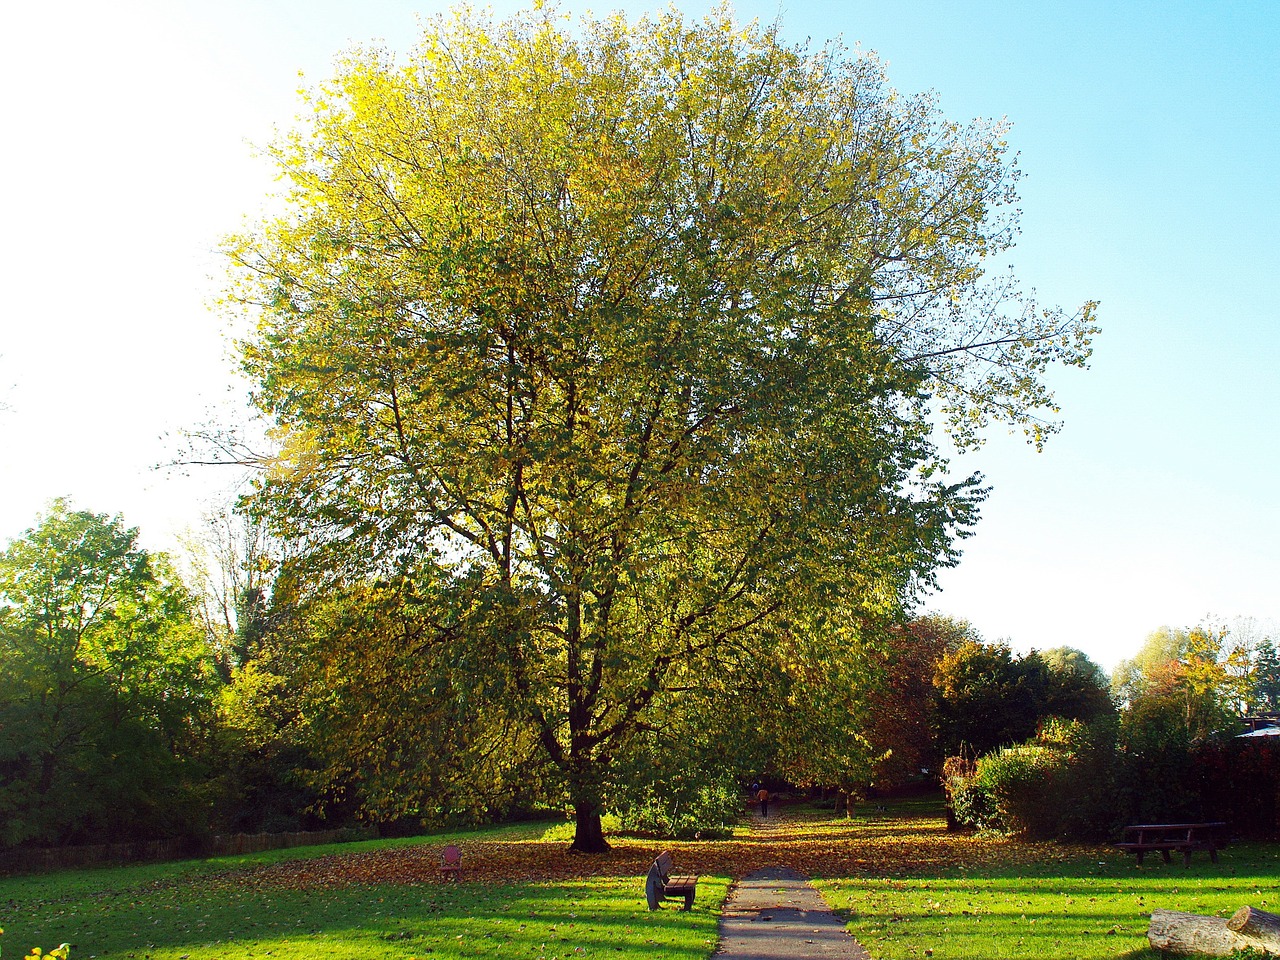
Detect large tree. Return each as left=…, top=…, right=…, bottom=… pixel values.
left=226, top=8, right=1095, bottom=850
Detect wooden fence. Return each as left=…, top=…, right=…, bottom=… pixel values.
left=0, top=826, right=378, bottom=875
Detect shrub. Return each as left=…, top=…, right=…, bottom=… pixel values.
left=945, top=717, right=1119, bottom=840
left=613, top=778, right=740, bottom=839
left=974, top=742, right=1061, bottom=838
left=943, top=754, right=997, bottom=831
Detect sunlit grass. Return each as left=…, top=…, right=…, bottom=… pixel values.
left=817, top=800, right=1280, bottom=960
left=0, top=823, right=729, bottom=960
left=4, top=799, right=1279, bottom=959
left=5, top=876, right=728, bottom=960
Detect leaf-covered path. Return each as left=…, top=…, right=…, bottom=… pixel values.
left=711, top=806, right=872, bottom=959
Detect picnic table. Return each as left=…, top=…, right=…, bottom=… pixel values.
left=1116, top=822, right=1228, bottom=866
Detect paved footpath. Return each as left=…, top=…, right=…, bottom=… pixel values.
left=716, top=867, right=872, bottom=959
left=715, top=808, right=873, bottom=960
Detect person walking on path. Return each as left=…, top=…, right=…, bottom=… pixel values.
left=756, top=786, right=770, bottom=818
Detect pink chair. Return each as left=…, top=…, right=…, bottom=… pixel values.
left=440, top=844, right=462, bottom=881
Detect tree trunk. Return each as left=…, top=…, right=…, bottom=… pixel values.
left=1148, top=910, right=1240, bottom=956
left=1228, top=906, right=1280, bottom=940
left=38, top=750, right=57, bottom=795
left=569, top=801, right=610, bottom=853
left=1148, top=907, right=1280, bottom=956
left=945, top=804, right=961, bottom=832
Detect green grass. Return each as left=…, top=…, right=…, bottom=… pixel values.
left=0, top=823, right=729, bottom=960
left=7, top=878, right=728, bottom=960
left=5, top=801, right=1280, bottom=960
left=817, top=803, right=1280, bottom=960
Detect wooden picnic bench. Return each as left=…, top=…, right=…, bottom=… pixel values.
left=1116, top=822, right=1228, bottom=866
left=645, top=851, right=699, bottom=911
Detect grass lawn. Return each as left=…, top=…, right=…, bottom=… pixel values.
left=0, top=822, right=730, bottom=960
left=812, top=800, right=1280, bottom=960
left=4, top=800, right=1279, bottom=960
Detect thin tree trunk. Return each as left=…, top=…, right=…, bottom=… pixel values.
left=945, top=804, right=961, bottom=832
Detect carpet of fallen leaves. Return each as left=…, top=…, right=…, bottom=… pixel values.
left=213, top=802, right=1109, bottom=894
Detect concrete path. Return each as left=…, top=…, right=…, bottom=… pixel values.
left=716, top=866, right=872, bottom=960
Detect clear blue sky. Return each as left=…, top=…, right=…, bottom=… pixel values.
left=1, top=0, right=1277, bottom=670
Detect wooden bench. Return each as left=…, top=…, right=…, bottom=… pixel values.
left=645, top=851, right=698, bottom=910
left=1116, top=822, right=1228, bottom=866
left=440, top=844, right=462, bottom=880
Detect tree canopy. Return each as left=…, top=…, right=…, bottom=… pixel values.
left=0, top=500, right=214, bottom=846
left=226, top=7, right=1096, bottom=849
left=1112, top=624, right=1251, bottom=741
left=934, top=640, right=1113, bottom=759
left=1253, top=638, right=1280, bottom=713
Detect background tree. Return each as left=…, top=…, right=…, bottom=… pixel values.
left=760, top=616, right=887, bottom=815
left=861, top=614, right=974, bottom=790
left=179, top=506, right=278, bottom=683
left=934, top=640, right=1113, bottom=761
left=1039, top=645, right=1114, bottom=723
left=1112, top=625, right=1187, bottom=705
left=226, top=8, right=1094, bottom=850
left=1253, top=637, right=1280, bottom=714
left=177, top=520, right=333, bottom=834
left=933, top=640, right=1044, bottom=758
left=1113, top=624, right=1248, bottom=739
left=0, top=501, right=215, bottom=847
left=1041, top=646, right=1108, bottom=688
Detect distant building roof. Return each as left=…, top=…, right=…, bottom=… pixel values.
left=1241, top=715, right=1280, bottom=733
